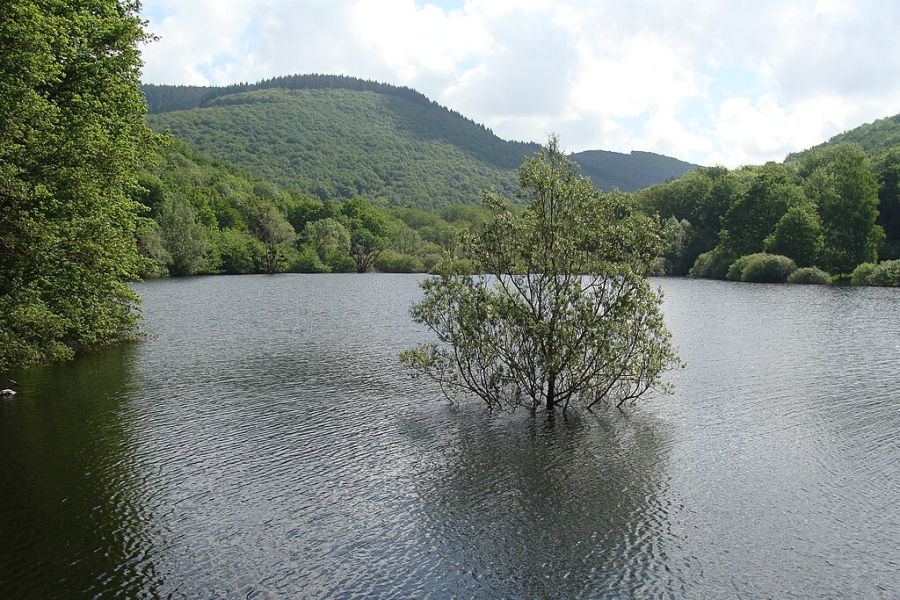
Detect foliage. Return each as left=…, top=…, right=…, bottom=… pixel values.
left=725, top=254, right=757, bottom=282
left=253, top=205, right=296, bottom=274
left=788, top=114, right=900, bottom=160
left=644, top=114, right=900, bottom=282
left=291, top=246, right=330, bottom=273
left=850, top=262, right=878, bottom=286
left=400, top=139, right=679, bottom=413
left=303, top=218, right=350, bottom=262
left=802, top=144, right=882, bottom=274
left=0, top=0, right=154, bottom=370
left=850, top=260, right=900, bottom=287
left=217, top=228, right=264, bottom=274
left=639, top=167, right=745, bottom=274
left=720, top=163, right=804, bottom=257
left=156, top=195, right=209, bottom=276
left=731, top=253, right=797, bottom=283
left=764, top=204, right=824, bottom=267
left=787, top=267, right=831, bottom=285
left=374, top=250, right=424, bottom=273
left=689, top=245, right=734, bottom=279
left=874, top=146, right=900, bottom=259
left=655, top=217, right=693, bottom=275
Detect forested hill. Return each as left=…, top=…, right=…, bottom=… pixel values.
left=786, top=112, right=900, bottom=161
left=572, top=149, right=696, bottom=191
left=143, top=75, right=696, bottom=207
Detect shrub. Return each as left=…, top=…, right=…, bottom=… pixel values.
left=374, top=250, right=425, bottom=273
left=787, top=267, right=831, bottom=285
left=689, top=245, right=733, bottom=279
left=740, top=253, right=797, bottom=283
left=291, top=246, right=330, bottom=273
left=726, top=253, right=759, bottom=281
left=323, top=249, right=355, bottom=273
left=217, top=228, right=263, bottom=274
left=850, top=262, right=877, bottom=286
left=869, top=260, right=900, bottom=287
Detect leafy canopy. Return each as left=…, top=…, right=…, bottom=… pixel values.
left=401, top=138, right=679, bottom=413
left=0, top=0, right=154, bottom=370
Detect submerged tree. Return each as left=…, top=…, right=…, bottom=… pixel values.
left=400, top=138, right=679, bottom=413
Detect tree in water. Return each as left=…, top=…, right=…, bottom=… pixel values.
left=0, top=0, right=155, bottom=370
left=401, top=138, right=679, bottom=413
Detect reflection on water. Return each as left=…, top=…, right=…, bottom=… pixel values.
left=409, top=412, right=677, bottom=598
left=1, top=275, right=898, bottom=598
left=0, top=346, right=162, bottom=597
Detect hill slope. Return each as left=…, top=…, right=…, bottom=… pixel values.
left=572, top=149, right=696, bottom=191
left=143, top=75, right=697, bottom=207
left=786, top=112, right=900, bottom=161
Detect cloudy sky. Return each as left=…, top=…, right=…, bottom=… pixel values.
left=140, top=0, right=900, bottom=167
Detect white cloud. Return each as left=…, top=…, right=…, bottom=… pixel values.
left=140, top=0, right=900, bottom=167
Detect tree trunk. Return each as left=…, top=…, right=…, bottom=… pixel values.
left=546, top=374, right=557, bottom=411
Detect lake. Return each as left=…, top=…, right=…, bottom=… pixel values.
left=1, top=275, right=898, bottom=598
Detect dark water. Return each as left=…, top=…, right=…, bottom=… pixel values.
left=1, top=275, right=898, bottom=598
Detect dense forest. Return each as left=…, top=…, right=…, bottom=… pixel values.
left=639, top=115, right=900, bottom=285
left=135, top=137, right=490, bottom=278
left=572, top=149, right=695, bottom=191
left=143, top=77, right=696, bottom=206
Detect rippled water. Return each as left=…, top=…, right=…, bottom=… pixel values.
left=1, top=275, right=898, bottom=598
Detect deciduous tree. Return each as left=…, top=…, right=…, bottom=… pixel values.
left=0, top=0, right=155, bottom=370
left=401, top=138, right=679, bottom=413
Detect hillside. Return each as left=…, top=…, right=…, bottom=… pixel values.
left=143, top=75, right=696, bottom=208
left=572, top=149, right=695, bottom=191
left=786, top=112, right=900, bottom=161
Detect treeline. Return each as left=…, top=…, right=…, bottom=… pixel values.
left=641, top=141, right=900, bottom=285
left=136, top=138, right=489, bottom=277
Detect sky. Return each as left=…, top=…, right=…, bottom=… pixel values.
left=140, top=0, right=900, bottom=167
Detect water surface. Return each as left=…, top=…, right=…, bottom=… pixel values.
left=1, top=275, right=898, bottom=598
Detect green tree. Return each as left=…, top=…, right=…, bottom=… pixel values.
left=217, top=228, right=263, bottom=274
left=874, top=146, right=900, bottom=259
left=157, top=195, right=209, bottom=276
left=303, top=218, right=350, bottom=262
left=0, top=0, right=154, bottom=370
left=253, top=205, right=296, bottom=274
left=804, top=145, right=882, bottom=273
left=764, top=204, right=824, bottom=267
left=721, top=163, right=804, bottom=257
left=341, top=198, right=386, bottom=272
left=400, top=139, right=678, bottom=413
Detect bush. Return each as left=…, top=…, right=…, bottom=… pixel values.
left=726, top=254, right=758, bottom=281
left=291, top=246, right=330, bottom=273
left=689, top=245, right=733, bottom=279
left=374, top=250, right=424, bottom=273
left=850, top=262, right=877, bottom=285
left=868, top=260, right=900, bottom=286
left=787, top=267, right=831, bottom=285
left=217, top=228, right=263, bottom=274
left=737, top=253, right=797, bottom=283
left=323, top=249, right=355, bottom=272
